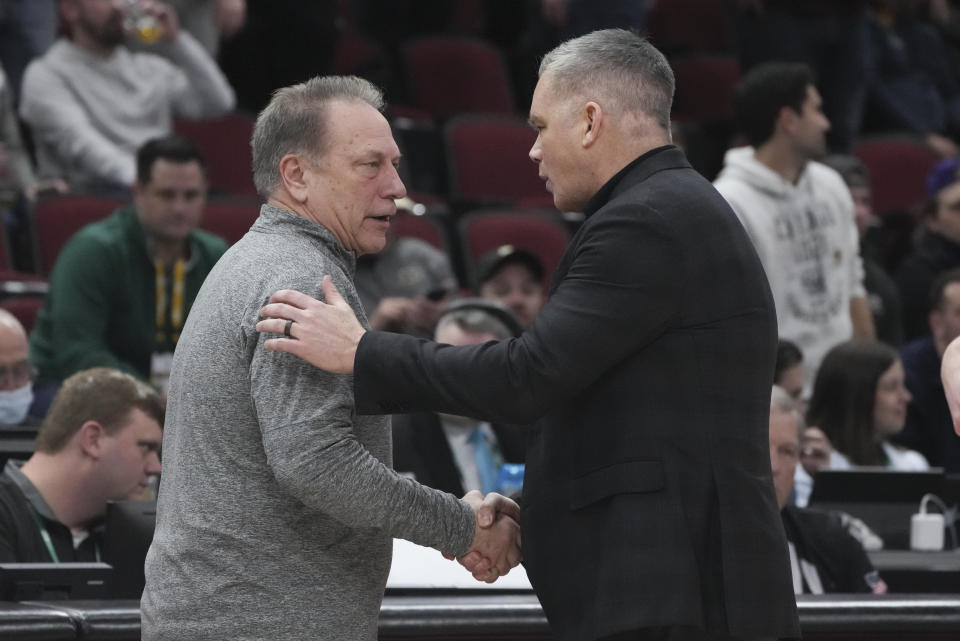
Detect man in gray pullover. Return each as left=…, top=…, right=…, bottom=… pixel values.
left=19, top=0, right=235, bottom=191
left=140, top=76, right=521, bottom=640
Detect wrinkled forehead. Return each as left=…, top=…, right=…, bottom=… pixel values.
left=322, top=99, right=400, bottom=159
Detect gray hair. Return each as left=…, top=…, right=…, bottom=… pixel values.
left=436, top=309, right=513, bottom=341
left=539, top=29, right=675, bottom=131
left=251, top=75, right=385, bottom=199
left=771, top=385, right=805, bottom=439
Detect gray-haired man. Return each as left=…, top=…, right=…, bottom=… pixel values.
left=141, top=76, right=520, bottom=641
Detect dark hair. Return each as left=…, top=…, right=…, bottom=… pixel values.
left=821, top=154, right=871, bottom=189
left=734, top=62, right=815, bottom=147
left=774, top=339, right=803, bottom=384
left=929, top=267, right=960, bottom=313
left=136, top=135, right=207, bottom=185
left=35, top=368, right=164, bottom=454
left=806, top=340, right=898, bottom=466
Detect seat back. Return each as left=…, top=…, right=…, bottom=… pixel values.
left=855, top=136, right=940, bottom=216
left=174, top=113, right=257, bottom=197
left=200, top=198, right=262, bottom=245
left=402, top=37, right=514, bottom=119
left=32, top=195, right=123, bottom=276
left=458, top=209, right=570, bottom=288
left=445, top=115, right=543, bottom=206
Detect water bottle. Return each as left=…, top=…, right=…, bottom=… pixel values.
left=124, top=0, right=162, bottom=44
left=497, top=463, right=525, bottom=500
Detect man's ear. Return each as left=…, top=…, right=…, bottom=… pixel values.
left=77, top=421, right=107, bottom=459
left=777, top=105, right=799, bottom=137
left=582, top=102, right=603, bottom=148
left=278, top=154, right=311, bottom=203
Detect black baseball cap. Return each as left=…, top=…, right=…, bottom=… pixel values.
left=474, top=245, right=545, bottom=290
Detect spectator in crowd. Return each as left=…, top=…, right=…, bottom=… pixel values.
left=734, top=0, right=870, bottom=152
left=770, top=385, right=887, bottom=594
left=775, top=338, right=806, bottom=404
left=392, top=299, right=526, bottom=497
left=0, top=367, right=163, bottom=562
left=715, top=62, right=874, bottom=392
left=19, top=0, right=234, bottom=192
left=1, top=61, right=67, bottom=270
left=893, top=268, right=960, bottom=471
left=475, top=245, right=545, bottom=329
left=0, top=0, right=56, bottom=104
left=29, top=135, right=227, bottom=392
left=0, top=63, right=65, bottom=204
left=822, top=154, right=903, bottom=346
left=355, top=231, right=458, bottom=338
left=864, top=0, right=960, bottom=157
left=141, top=76, right=520, bottom=641
left=897, top=157, right=960, bottom=340
left=167, top=0, right=246, bottom=55
left=0, top=309, right=41, bottom=428
left=805, top=339, right=929, bottom=470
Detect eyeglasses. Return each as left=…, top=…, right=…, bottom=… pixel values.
left=0, top=361, right=35, bottom=388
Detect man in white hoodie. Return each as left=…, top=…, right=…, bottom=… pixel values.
left=714, top=62, right=874, bottom=391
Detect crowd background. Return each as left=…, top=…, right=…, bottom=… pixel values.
left=0, top=0, right=958, bottom=596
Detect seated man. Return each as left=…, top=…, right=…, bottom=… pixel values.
left=19, top=0, right=234, bottom=192
left=475, top=245, right=545, bottom=329
left=0, top=309, right=42, bottom=428
left=0, top=367, right=163, bottom=562
left=392, top=299, right=526, bottom=496
left=894, top=268, right=960, bottom=472
left=770, top=385, right=887, bottom=594
left=30, top=135, right=228, bottom=391
left=355, top=233, right=458, bottom=338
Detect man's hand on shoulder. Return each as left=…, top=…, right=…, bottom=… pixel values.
left=257, top=276, right=365, bottom=374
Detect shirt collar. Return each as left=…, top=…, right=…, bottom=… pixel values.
left=582, top=145, right=676, bottom=217
left=4, top=460, right=59, bottom=522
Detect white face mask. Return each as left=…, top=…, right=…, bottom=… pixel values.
left=0, top=383, right=34, bottom=426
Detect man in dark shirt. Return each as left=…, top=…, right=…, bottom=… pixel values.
left=0, top=368, right=162, bottom=562
left=770, top=385, right=886, bottom=594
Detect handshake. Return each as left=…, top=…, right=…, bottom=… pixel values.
left=446, top=490, right=523, bottom=583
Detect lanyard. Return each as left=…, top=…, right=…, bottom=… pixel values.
left=26, top=504, right=100, bottom=563
left=155, top=258, right=186, bottom=344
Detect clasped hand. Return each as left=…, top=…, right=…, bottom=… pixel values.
left=450, top=491, right=522, bottom=583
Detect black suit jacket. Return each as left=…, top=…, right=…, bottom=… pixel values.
left=354, top=147, right=800, bottom=641
left=391, top=413, right=527, bottom=496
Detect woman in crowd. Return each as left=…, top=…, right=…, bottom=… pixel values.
left=805, top=340, right=929, bottom=471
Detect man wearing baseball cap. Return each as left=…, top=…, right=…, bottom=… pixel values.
left=474, top=245, right=546, bottom=329
left=896, top=157, right=960, bottom=339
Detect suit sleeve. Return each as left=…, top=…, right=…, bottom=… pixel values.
left=355, top=202, right=683, bottom=423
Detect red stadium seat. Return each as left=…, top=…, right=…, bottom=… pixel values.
left=0, top=296, right=45, bottom=333
left=200, top=198, right=261, bottom=245
left=671, top=54, right=741, bottom=123
left=32, top=194, right=123, bottom=276
left=855, top=135, right=941, bottom=216
left=445, top=115, right=545, bottom=208
left=174, top=113, right=257, bottom=198
left=458, top=208, right=570, bottom=288
left=647, top=0, right=732, bottom=54
left=402, top=36, right=515, bottom=119
left=390, top=209, right=450, bottom=252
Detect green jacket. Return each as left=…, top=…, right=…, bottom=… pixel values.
left=30, top=205, right=227, bottom=383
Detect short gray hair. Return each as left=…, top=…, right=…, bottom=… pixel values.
left=770, top=385, right=805, bottom=439
left=436, top=309, right=513, bottom=341
left=251, top=75, right=385, bottom=199
left=539, top=29, right=675, bottom=131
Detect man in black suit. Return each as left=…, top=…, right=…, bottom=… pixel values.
left=393, top=299, right=527, bottom=496
left=257, top=29, right=799, bottom=641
